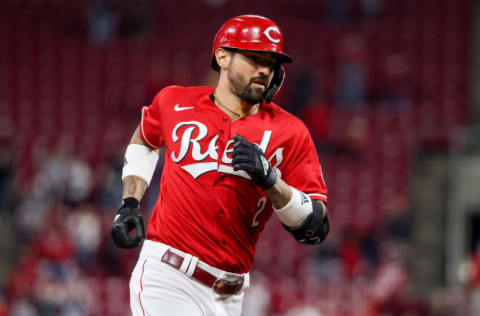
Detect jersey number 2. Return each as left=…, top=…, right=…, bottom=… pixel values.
left=251, top=197, right=267, bottom=228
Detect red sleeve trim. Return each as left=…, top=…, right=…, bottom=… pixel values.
left=140, top=106, right=161, bottom=149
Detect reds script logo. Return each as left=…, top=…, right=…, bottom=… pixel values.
left=171, top=121, right=284, bottom=179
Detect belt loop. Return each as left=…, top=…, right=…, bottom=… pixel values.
left=179, top=254, right=192, bottom=273
left=186, top=256, right=199, bottom=277
left=162, top=245, right=171, bottom=258
left=239, top=273, right=250, bottom=294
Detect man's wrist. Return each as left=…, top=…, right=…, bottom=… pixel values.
left=121, top=197, right=140, bottom=209
left=264, top=177, right=293, bottom=209
left=273, top=187, right=313, bottom=228
left=260, top=167, right=277, bottom=190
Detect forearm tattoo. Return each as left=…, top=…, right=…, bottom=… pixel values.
left=123, top=176, right=148, bottom=201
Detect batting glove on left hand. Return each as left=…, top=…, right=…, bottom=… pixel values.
left=232, top=134, right=277, bottom=190
left=111, top=198, right=145, bottom=249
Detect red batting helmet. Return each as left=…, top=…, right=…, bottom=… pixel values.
left=211, top=15, right=293, bottom=71
left=211, top=15, right=293, bottom=102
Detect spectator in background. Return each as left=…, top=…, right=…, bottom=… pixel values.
left=34, top=262, right=90, bottom=316
left=472, top=243, right=480, bottom=287
left=8, top=207, right=76, bottom=315
left=335, top=34, right=369, bottom=109
left=0, top=121, right=15, bottom=219
left=144, top=62, right=177, bottom=104
left=336, top=115, right=370, bottom=159
left=88, top=0, right=118, bottom=45
left=204, top=0, right=230, bottom=7
left=339, top=229, right=364, bottom=280
left=325, top=0, right=349, bottom=25
left=372, top=54, right=413, bottom=110
left=358, top=227, right=380, bottom=272
left=385, top=194, right=412, bottom=243
left=458, top=242, right=480, bottom=315
left=13, top=147, right=92, bottom=246
left=301, top=90, right=333, bottom=154
left=9, top=298, right=37, bottom=316
left=34, top=143, right=92, bottom=206
left=31, top=207, right=74, bottom=265
left=285, top=305, right=322, bottom=316
left=299, top=68, right=333, bottom=148
left=471, top=244, right=480, bottom=316
left=288, top=66, right=316, bottom=116
left=66, top=204, right=102, bottom=271
left=326, top=0, right=382, bottom=25
left=65, top=159, right=92, bottom=205
left=0, top=295, right=6, bottom=316
left=359, top=0, right=382, bottom=21
left=429, top=286, right=469, bottom=316
left=118, top=0, right=153, bottom=37
left=368, top=242, right=411, bottom=315
left=7, top=247, right=38, bottom=296
left=98, top=153, right=124, bottom=210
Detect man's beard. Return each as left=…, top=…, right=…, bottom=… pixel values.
left=228, top=69, right=268, bottom=105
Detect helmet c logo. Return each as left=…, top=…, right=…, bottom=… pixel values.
left=263, top=26, right=281, bottom=44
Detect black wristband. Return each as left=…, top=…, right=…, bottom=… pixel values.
left=122, top=197, right=139, bottom=209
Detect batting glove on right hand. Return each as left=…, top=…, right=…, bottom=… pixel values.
left=232, top=134, right=277, bottom=190
left=111, top=198, right=145, bottom=249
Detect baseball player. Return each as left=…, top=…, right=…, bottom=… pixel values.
left=111, top=15, right=330, bottom=316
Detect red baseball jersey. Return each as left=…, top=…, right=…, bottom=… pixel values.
left=139, top=85, right=327, bottom=273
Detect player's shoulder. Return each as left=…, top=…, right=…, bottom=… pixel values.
left=264, top=102, right=310, bottom=133
left=154, top=85, right=214, bottom=100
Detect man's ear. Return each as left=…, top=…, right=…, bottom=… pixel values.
left=215, top=48, right=232, bottom=70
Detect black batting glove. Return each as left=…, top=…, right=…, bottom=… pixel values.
left=232, top=134, right=277, bottom=190
left=111, top=197, right=145, bottom=249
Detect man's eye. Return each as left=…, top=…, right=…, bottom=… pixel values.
left=245, top=54, right=275, bottom=67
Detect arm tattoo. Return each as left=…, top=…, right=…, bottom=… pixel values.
left=120, top=126, right=158, bottom=202
left=123, top=176, right=148, bottom=201
left=124, top=177, right=137, bottom=196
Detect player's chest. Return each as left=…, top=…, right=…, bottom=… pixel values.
left=162, top=109, right=286, bottom=179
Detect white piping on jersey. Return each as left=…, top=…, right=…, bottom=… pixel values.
left=141, top=107, right=160, bottom=149
left=308, top=193, right=327, bottom=200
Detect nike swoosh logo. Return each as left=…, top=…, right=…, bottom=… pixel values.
left=174, top=104, right=195, bottom=111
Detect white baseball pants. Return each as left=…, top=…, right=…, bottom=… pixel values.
left=129, top=240, right=249, bottom=316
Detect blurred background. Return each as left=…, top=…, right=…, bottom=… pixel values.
left=1, top=0, right=479, bottom=315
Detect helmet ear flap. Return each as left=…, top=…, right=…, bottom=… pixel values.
left=265, top=65, right=285, bottom=103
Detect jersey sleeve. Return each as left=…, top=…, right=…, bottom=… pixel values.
left=139, top=91, right=165, bottom=149
left=281, top=122, right=328, bottom=203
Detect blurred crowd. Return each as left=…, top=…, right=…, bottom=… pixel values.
left=2, top=140, right=143, bottom=316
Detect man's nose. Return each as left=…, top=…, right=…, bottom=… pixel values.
left=257, top=65, right=272, bottom=77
